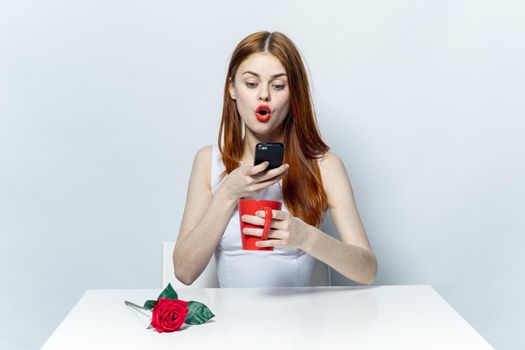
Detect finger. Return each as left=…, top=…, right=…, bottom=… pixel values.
left=255, top=209, right=290, bottom=221
left=250, top=174, right=284, bottom=192
left=241, top=214, right=265, bottom=226
left=255, top=238, right=286, bottom=248
left=242, top=228, right=283, bottom=239
left=248, top=161, right=269, bottom=175
left=252, top=163, right=289, bottom=182
left=242, top=227, right=263, bottom=237
left=253, top=171, right=286, bottom=187
left=241, top=215, right=283, bottom=230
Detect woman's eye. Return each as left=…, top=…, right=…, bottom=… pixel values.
left=245, top=82, right=258, bottom=88
left=272, top=84, right=285, bottom=90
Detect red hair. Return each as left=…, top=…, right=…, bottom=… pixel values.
left=218, top=31, right=329, bottom=227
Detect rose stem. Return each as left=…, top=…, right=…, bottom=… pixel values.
left=124, top=300, right=147, bottom=311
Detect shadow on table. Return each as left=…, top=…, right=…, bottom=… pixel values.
left=258, top=285, right=380, bottom=297
left=258, top=286, right=380, bottom=328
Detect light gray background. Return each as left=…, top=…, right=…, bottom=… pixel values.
left=1, top=1, right=523, bottom=349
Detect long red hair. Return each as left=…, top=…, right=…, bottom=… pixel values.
left=218, top=31, right=329, bottom=227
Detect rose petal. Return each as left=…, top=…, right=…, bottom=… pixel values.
left=150, top=298, right=189, bottom=332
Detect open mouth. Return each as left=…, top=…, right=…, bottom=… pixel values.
left=255, top=105, right=271, bottom=122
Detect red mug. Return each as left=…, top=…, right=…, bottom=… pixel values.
left=239, top=199, right=282, bottom=251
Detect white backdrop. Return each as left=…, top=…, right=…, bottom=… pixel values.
left=1, top=1, right=523, bottom=349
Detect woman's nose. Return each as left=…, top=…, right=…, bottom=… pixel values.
left=258, top=87, right=270, bottom=101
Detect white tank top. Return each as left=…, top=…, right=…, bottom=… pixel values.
left=210, top=145, right=323, bottom=288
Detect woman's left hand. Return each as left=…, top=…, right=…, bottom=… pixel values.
left=241, top=210, right=312, bottom=249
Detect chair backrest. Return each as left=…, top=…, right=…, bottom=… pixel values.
left=310, top=258, right=331, bottom=286
left=162, top=241, right=219, bottom=288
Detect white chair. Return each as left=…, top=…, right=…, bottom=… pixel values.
left=162, top=241, right=331, bottom=288
left=162, top=241, right=220, bottom=288
left=310, top=258, right=331, bottom=286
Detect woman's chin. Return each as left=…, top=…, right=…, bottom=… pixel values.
left=242, top=115, right=285, bottom=137
left=246, top=123, right=274, bottom=135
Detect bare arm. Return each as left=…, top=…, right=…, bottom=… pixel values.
left=173, top=145, right=289, bottom=285
left=302, top=152, right=377, bottom=284
left=173, top=146, right=236, bottom=285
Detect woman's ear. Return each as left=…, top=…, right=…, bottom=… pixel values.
left=228, top=77, right=236, bottom=100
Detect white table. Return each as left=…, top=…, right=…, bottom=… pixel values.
left=41, top=285, right=493, bottom=350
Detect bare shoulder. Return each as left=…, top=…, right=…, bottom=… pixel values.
left=195, top=145, right=213, bottom=163
left=192, top=145, right=213, bottom=188
left=318, top=151, right=351, bottom=208
left=318, top=151, right=345, bottom=174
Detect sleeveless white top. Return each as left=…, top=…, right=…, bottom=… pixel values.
left=210, top=145, right=323, bottom=288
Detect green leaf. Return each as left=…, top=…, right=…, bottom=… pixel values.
left=156, top=283, right=178, bottom=301
left=184, top=301, right=215, bottom=325
left=143, top=300, right=157, bottom=310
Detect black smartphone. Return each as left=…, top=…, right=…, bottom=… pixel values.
left=254, top=143, right=285, bottom=171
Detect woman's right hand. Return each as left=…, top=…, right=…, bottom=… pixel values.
left=217, top=161, right=289, bottom=202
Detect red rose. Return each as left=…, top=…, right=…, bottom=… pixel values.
left=150, top=298, right=189, bottom=333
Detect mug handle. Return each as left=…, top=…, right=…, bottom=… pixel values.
left=261, top=206, right=273, bottom=241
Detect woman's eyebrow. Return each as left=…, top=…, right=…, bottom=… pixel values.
left=242, top=71, right=287, bottom=78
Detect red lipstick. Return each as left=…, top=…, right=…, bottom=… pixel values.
left=255, top=104, right=271, bottom=122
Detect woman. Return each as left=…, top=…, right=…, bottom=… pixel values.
left=173, top=31, right=377, bottom=287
